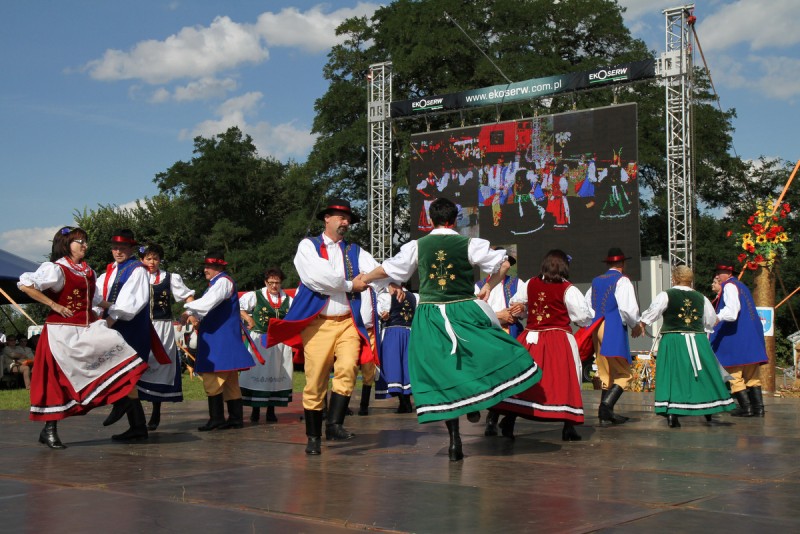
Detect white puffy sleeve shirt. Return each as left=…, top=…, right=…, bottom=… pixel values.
left=716, top=282, right=741, bottom=323
left=183, top=274, right=234, bottom=321
left=511, top=278, right=594, bottom=327
left=95, top=262, right=150, bottom=322
left=640, top=286, right=718, bottom=332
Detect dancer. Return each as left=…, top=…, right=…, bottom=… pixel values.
left=492, top=250, right=594, bottom=441
left=638, top=265, right=735, bottom=427
left=138, top=243, right=195, bottom=431
left=375, top=285, right=417, bottom=413
left=360, top=197, right=541, bottom=461
left=18, top=226, right=147, bottom=449
left=239, top=268, right=294, bottom=423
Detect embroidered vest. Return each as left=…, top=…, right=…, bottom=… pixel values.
left=387, top=291, right=416, bottom=328
left=661, top=288, right=704, bottom=333
left=150, top=273, right=172, bottom=321
left=46, top=262, right=96, bottom=326
left=710, top=278, right=768, bottom=366
left=418, top=234, right=473, bottom=304
left=254, top=290, right=290, bottom=333
left=525, top=277, right=571, bottom=332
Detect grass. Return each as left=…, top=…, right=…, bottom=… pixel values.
left=0, top=371, right=309, bottom=411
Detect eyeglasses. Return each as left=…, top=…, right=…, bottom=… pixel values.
left=266, top=281, right=281, bottom=285
left=71, top=239, right=88, bottom=246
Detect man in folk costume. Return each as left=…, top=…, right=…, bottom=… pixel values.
left=584, top=248, right=642, bottom=425
left=181, top=251, right=256, bottom=431
left=95, top=229, right=165, bottom=442
left=360, top=197, right=541, bottom=461
left=709, top=263, right=768, bottom=417
left=265, top=198, right=386, bottom=456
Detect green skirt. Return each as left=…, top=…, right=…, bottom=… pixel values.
left=409, top=299, right=541, bottom=423
left=653, top=332, right=735, bottom=416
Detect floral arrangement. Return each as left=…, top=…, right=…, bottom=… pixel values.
left=727, top=199, right=791, bottom=271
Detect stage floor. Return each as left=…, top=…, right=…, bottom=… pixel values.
left=2, top=390, right=800, bottom=533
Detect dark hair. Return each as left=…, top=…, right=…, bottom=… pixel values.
left=141, top=243, right=165, bottom=259
left=540, top=249, right=570, bottom=283
left=429, top=198, right=458, bottom=226
left=50, top=226, right=88, bottom=262
left=264, top=268, right=285, bottom=281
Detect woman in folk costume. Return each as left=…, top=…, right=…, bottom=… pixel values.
left=637, top=265, right=735, bottom=428
left=491, top=250, right=594, bottom=441
left=375, top=285, right=418, bottom=414
left=360, top=197, right=541, bottom=461
left=239, top=268, right=294, bottom=423
left=138, top=243, right=195, bottom=431
left=18, top=227, right=147, bottom=449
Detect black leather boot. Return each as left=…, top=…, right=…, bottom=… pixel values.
left=562, top=421, right=582, bottom=441
left=499, top=415, right=516, bottom=439
left=198, top=394, right=228, bottom=431
left=667, top=414, right=681, bottom=428
left=39, top=421, right=66, bottom=449
left=445, top=418, right=463, bottom=461
left=730, top=390, right=754, bottom=417
left=748, top=386, right=765, bottom=416
left=599, top=384, right=629, bottom=424
left=103, top=397, right=132, bottom=426
left=225, top=398, right=244, bottom=429
left=326, top=392, right=355, bottom=440
left=304, top=409, right=323, bottom=455
left=147, top=401, right=161, bottom=431
left=112, top=400, right=148, bottom=441
left=266, top=405, right=277, bottom=422
left=466, top=411, right=481, bottom=423
left=485, top=411, right=499, bottom=436
left=358, top=384, right=372, bottom=416
left=250, top=406, right=261, bottom=423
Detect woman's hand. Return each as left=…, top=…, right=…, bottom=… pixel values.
left=50, top=302, right=74, bottom=318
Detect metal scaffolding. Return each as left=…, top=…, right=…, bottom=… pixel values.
left=660, top=5, right=695, bottom=267
left=367, top=61, right=393, bottom=262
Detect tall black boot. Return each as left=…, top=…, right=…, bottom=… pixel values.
left=102, top=396, right=132, bottom=426
left=730, top=390, right=754, bottom=417
left=304, top=409, right=323, bottom=455
left=748, top=386, right=765, bottom=417
left=266, top=405, right=277, bottom=422
left=326, top=392, right=355, bottom=440
left=226, top=398, right=244, bottom=429
left=39, top=421, right=66, bottom=449
left=599, top=384, right=629, bottom=424
left=485, top=411, right=499, bottom=436
left=562, top=421, right=582, bottom=441
left=358, top=385, right=372, bottom=416
left=499, top=415, right=517, bottom=439
left=112, top=399, right=148, bottom=441
left=198, top=394, right=227, bottom=431
left=445, top=418, right=463, bottom=461
left=147, top=401, right=162, bottom=431
left=667, top=414, right=681, bottom=428
left=250, top=406, right=261, bottom=423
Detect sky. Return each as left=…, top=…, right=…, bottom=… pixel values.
left=2, top=0, right=798, bottom=262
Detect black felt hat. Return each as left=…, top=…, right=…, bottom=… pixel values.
left=316, top=197, right=360, bottom=224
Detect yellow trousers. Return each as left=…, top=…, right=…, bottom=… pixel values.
left=726, top=364, right=761, bottom=394
left=301, top=315, right=361, bottom=410
left=593, top=321, right=632, bottom=390
left=202, top=371, right=242, bottom=400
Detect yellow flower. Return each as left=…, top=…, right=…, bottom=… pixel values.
left=742, top=233, right=752, bottom=241
left=756, top=235, right=767, bottom=243
left=779, top=233, right=789, bottom=242
left=768, top=250, right=777, bottom=259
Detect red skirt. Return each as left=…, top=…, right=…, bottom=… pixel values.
left=492, top=329, right=584, bottom=424
left=29, top=324, right=148, bottom=422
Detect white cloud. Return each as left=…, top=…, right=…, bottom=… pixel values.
left=0, top=227, right=62, bottom=262
left=698, top=0, right=800, bottom=52
left=255, top=3, right=380, bottom=53
left=149, top=77, right=239, bottom=103
left=180, top=92, right=317, bottom=161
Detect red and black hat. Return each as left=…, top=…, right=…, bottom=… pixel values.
left=316, top=197, right=360, bottom=224
left=714, top=263, right=735, bottom=273
left=203, top=250, right=228, bottom=267
left=110, top=229, right=137, bottom=246
left=602, top=247, right=632, bottom=263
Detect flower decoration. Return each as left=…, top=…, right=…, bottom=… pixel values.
left=728, top=198, right=791, bottom=271
left=60, top=227, right=71, bottom=235
left=139, top=246, right=146, bottom=255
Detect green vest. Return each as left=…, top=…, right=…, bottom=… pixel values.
left=253, top=290, right=290, bottom=333
left=662, top=288, right=705, bottom=333
left=418, top=233, right=474, bottom=304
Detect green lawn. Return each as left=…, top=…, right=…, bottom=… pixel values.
left=0, top=372, right=308, bottom=411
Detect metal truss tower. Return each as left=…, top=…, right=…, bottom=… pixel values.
left=659, top=5, right=695, bottom=267
left=367, top=61, right=393, bottom=261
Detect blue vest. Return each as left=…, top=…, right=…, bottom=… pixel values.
left=196, top=273, right=255, bottom=373
left=476, top=275, right=523, bottom=339
left=106, top=257, right=151, bottom=362
left=710, top=278, right=768, bottom=367
left=591, top=269, right=631, bottom=362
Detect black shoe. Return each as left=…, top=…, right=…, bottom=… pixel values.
left=730, top=390, right=754, bottom=417
left=704, top=414, right=714, bottom=422
left=445, top=419, right=463, bottom=461
left=103, top=397, right=131, bottom=426
left=326, top=393, right=355, bottom=440
left=266, top=406, right=278, bottom=422
left=39, top=421, right=66, bottom=449
left=304, top=409, right=323, bottom=455
left=199, top=394, right=228, bottom=431
left=499, top=415, right=516, bottom=440
left=599, top=385, right=629, bottom=425
left=225, top=399, right=244, bottom=429
left=484, top=411, right=499, bottom=436
left=748, top=386, right=765, bottom=417
left=112, top=400, right=148, bottom=441
left=250, top=407, right=261, bottom=423
left=358, top=384, right=372, bottom=416
left=562, top=422, right=582, bottom=441
left=147, top=401, right=161, bottom=431
left=667, top=414, right=681, bottom=428
left=466, top=411, right=480, bottom=423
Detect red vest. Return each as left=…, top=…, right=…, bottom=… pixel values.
left=525, top=277, right=571, bottom=332
left=46, top=263, right=96, bottom=326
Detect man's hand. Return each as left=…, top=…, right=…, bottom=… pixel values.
left=508, top=303, right=524, bottom=317
left=351, top=274, right=368, bottom=293
left=105, top=317, right=116, bottom=329
left=496, top=308, right=514, bottom=326
left=631, top=322, right=644, bottom=338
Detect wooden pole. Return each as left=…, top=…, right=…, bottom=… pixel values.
left=776, top=286, right=800, bottom=310
left=753, top=265, right=776, bottom=391
left=771, top=159, right=800, bottom=214
left=0, top=287, right=38, bottom=327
